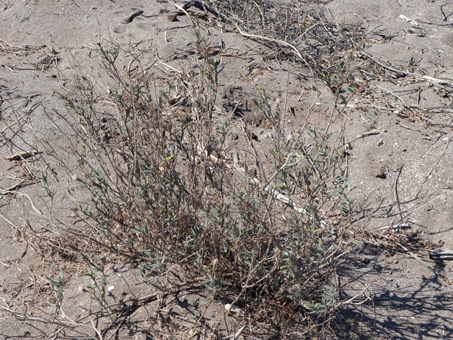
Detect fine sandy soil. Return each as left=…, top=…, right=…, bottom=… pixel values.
left=1, top=0, right=453, bottom=339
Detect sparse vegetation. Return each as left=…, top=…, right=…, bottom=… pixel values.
left=47, top=36, right=351, bottom=336
left=1, top=1, right=370, bottom=339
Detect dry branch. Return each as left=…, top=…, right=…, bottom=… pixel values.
left=4, top=150, right=41, bottom=161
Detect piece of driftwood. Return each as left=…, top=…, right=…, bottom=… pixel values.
left=4, top=150, right=40, bottom=161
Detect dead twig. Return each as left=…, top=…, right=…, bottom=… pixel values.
left=4, top=150, right=41, bottom=161
left=361, top=50, right=453, bottom=93
left=360, top=51, right=412, bottom=78
left=4, top=191, right=43, bottom=215
left=429, top=250, right=453, bottom=260
left=346, top=128, right=382, bottom=144
left=378, top=223, right=410, bottom=231
left=394, top=165, right=404, bottom=224
left=223, top=324, right=246, bottom=340
left=0, top=298, right=79, bottom=329
left=181, top=0, right=228, bottom=21
left=421, top=75, right=453, bottom=87
left=233, top=22, right=313, bottom=73
left=395, top=240, right=434, bottom=271
left=121, top=9, right=144, bottom=24
left=0, top=180, right=38, bottom=195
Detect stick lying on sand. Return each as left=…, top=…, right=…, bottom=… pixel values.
left=4, top=150, right=41, bottom=161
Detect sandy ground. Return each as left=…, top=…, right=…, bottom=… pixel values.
left=1, top=0, right=453, bottom=339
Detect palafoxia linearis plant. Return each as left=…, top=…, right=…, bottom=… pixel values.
left=11, top=8, right=360, bottom=337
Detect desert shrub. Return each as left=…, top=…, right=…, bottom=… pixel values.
left=2, top=2, right=363, bottom=338
left=41, top=29, right=354, bottom=336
